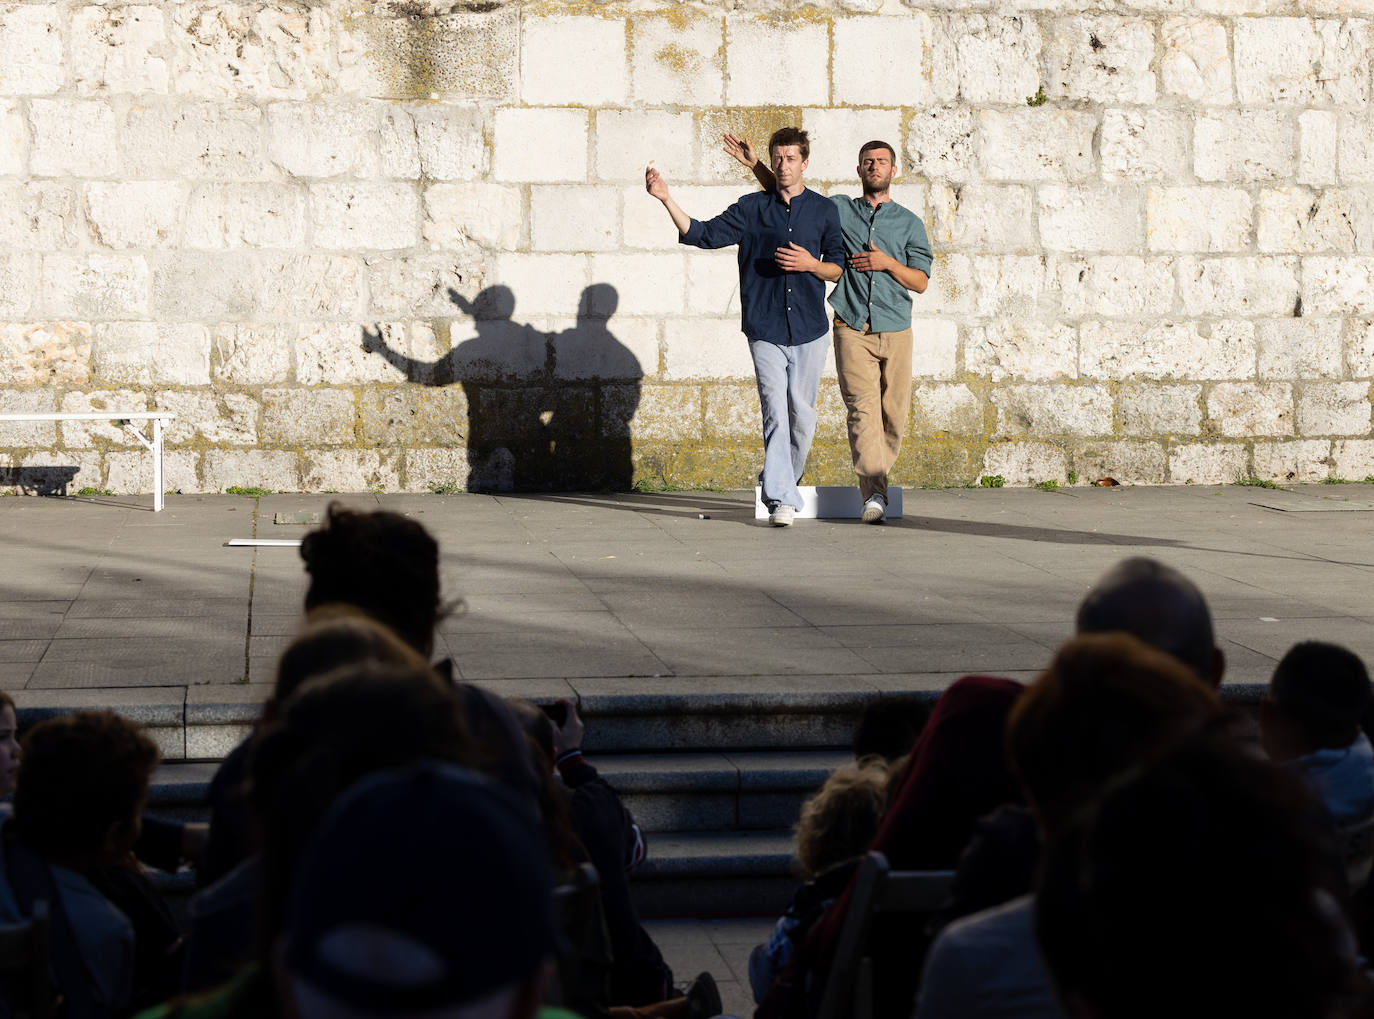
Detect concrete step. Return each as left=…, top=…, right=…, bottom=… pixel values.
left=632, top=829, right=797, bottom=917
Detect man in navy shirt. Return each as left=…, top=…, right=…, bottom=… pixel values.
left=645, top=127, right=845, bottom=527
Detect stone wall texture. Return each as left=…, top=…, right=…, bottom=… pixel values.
left=3, top=0, right=1374, bottom=493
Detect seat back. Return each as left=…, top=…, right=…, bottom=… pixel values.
left=0, top=899, right=55, bottom=1019
left=549, top=862, right=610, bottom=1009
left=815, top=852, right=955, bottom=1019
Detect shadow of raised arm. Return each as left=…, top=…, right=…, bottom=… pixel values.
left=360, top=325, right=436, bottom=384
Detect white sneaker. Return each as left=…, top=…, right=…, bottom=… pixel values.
left=769, top=504, right=795, bottom=527
left=861, top=494, right=887, bottom=524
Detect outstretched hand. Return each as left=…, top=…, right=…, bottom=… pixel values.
left=723, top=133, right=758, bottom=168
left=848, top=242, right=896, bottom=274
left=775, top=242, right=819, bottom=274
left=645, top=164, right=669, bottom=201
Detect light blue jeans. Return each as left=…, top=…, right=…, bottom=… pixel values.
left=749, top=335, right=827, bottom=511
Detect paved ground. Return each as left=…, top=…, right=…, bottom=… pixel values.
left=3, top=483, right=1374, bottom=703
left=646, top=916, right=774, bottom=1017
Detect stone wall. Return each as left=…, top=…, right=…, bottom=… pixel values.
left=2, top=0, right=1372, bottom=494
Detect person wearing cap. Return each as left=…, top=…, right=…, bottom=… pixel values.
left=724, top=134, right=933, bottom=525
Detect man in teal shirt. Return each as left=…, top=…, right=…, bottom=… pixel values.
left=726, top=136, right=933, bottom=522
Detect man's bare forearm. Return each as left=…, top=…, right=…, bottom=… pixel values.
left=659, top=195, right=691, bottom=236
left=812, top=262, right=841, bottom=283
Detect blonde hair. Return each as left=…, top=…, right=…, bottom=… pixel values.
left=795, top=759, right=889, bottom=879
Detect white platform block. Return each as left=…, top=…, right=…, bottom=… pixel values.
left=754, top=486, right=903, bottom=520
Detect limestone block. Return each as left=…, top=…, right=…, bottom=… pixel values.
left=693, top=111, right=803, bottom=185
left=380, top=105, right=485, bottom=182
left=183, top=183, right=307, bottom=250
left=1176, top=257, right=1300, bottom=317
left=337, top=8, right=516, bottom=101
left=631, top=385, right=701, bottom=442
left=0, top=5, right=63, bottom=95
left=1317, top=20, right=1370, bottom=106
left=401, top=447, right=473, bottom=493
left=589, top=254, right=685, bottom=317
left=1046, top=16, right=1157, bottom=104
left=1037, top=186, right=1144, bottom=253
left=994, top=384, right=1112, bottom=437
left=366, top=255, right=485, bottom=319
left=965, top=321, right=1076, bottom=381
left=979, top=110, right=1096, bottom=183
left=1348, top=321, right=1374, bottom=377
left=921, top=254, right=977, bottom=316
left=1160, top=18, right=1233, bottom=104
left=170, top=2, right=333, bottom=100
left=0, top=256, right=36, bottom=318
left=908, top=319, right=957, bottom=380
left=928, top=185, right=1035, bottom=251
left=596, top=111, right=694, bottom=184
left=1252, top=440, right=1333, bottom=483
left=628, top=13, right=724, bottom=107
left=447, top=320, right=546, bottom=382
left=59, top=389, right=150, bottom=447
left=969, top=257, right=1048, bottom=318
left=261, top=389, right=354, bottom=446
left=980, top=442, right=1067, bottom=486
left=1081, top=321, right=1255, bottom=381
left=265, top=104, right=377, bottom=179
left=1147, top=187, right=1252, bottom=252
left=93, top=323, right=210, bottom=385
left=938, top=14, right=1041, bottom=104
left=905, top=107, right=977, bottom=184
left=72, top=6, right=168, bottom=95
left=833, top=16, right=934, bottom=106
left=0, top=100, right=22, bottom=175
left=1100, top=109, right=1189, bottom=182
left=800, top=109, right=905, bottom=184
left=493, top=109, right=587, bottom=183
left=151, top=253, right=257, bottom=320
left=297, top=322, right=408, bottom=385
left=302, top=450, right=401, bottom=493
left=121, top=102, right=264, bottom=179
left=683, top=250, right=741, bottom=316
left=1071, top=441, right=1168, bottom=485
left=311, top=183, right=419, bottom=251
left=360, top=387, right=467, bottom=446
left=84, top=183, right=182, bottom=251
left=532, top=187, right=619, bottom=253
left=423, top=183, right=521, bottom=251
left=1194, top=111, right=1294, bottom=183
left=41, top=254, right=149, bottom=320
left=257, top=255, right=369, bottom=320
left=1054, top=255, right=1175, bottom=318
left=1338, top=114, right=1374, bottom=183
left=105, top=450, right=199, bottom=494
left=1258, top=188, right=1371, bottom=254
left=1332, top=439, right=1374, bottom=478
left=0, top=389, right=56, bottom=445
left=1297, top=381, right=1371, bottom=435
left=1205, top=382, right=1293, bottom=437
left=1257, top=319, right=1344, bottom=379
left=0, top=323, right=91, bottom=386
left=1300, top=111, right=1338, bottom=186
left=1168, top=442, right=1248, bottom=484
left=0, top=185, right=75, bottom=249
left=492, top=254, right=586, bottom=318
left=550, top=314, right=656, bottom=381
left=212, top=324, right=291, bottom=385
left=725, top=19, right=829, bottom=107
left=155, top=390, right=257, bottom=445
left=202, top=450, right=300, bottom=493
left=1237, top=19, right=1370, bottom=106
left=703, top=384, right=759, bottom=440
left=912, top=383, right=985, bottom=436
left=1303, top=257, right=1374, bottom=315
left=521, top=16, right=626, bottom=105
left=1119, top=383, right=1203, bottom=436
left=663, top=319, right=754, bottom=381
left=29, top=100, right=118, bottom=177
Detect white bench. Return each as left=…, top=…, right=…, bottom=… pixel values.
left=0, top=412, right=176, bottom=511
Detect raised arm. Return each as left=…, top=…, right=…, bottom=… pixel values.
left=723, top=133, right=776, bottom=191
left=645, top=165, right=692, bottom=236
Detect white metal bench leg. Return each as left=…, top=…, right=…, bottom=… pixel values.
left=122, top=418, right=167, bottom=512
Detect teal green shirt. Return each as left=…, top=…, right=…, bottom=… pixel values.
left=827, top=196, right=933, bottom=333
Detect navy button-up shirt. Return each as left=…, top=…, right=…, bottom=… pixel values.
left=680, top=187, right=845, bottom=346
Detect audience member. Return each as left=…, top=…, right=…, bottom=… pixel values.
left=1037, top=730, right=1370, bottom=1019
left=6, top=710, right=160, bottom=1017
left=1262, top=641, right=1374, bottom=827
left=914, top=633, right=1223, bottom=1019
left=851, top=696, right=930, bottom=763
left=0, top=690, right=18, bottom=799
left=748, top=758, right=889, bottom=1003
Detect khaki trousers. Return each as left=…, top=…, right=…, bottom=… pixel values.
left=833, top=316, right=913, bottom=502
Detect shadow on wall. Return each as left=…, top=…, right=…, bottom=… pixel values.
left=0, top=467, right=80, bottom=497
left=362, top=283, right=643, bottom=492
